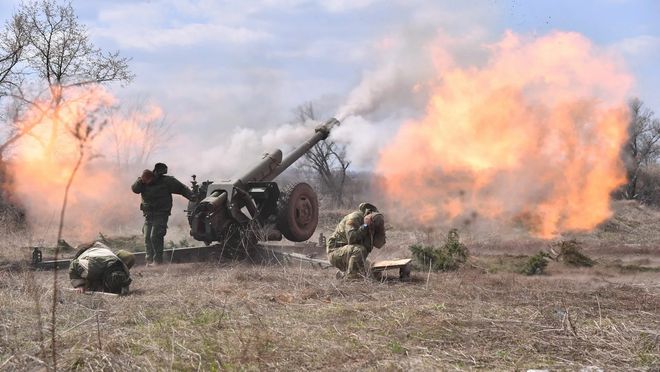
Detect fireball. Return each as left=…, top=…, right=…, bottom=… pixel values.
left=377, top=31, right=632, bottom=238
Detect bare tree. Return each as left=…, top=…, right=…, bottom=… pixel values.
left=0, top=11, right=29, bottom=164
left=0, top=10, right=27, bottom=97
left=295, top=102, right=351, bottom=206
left=50, top=96, right=108, bottom=371
left=0, top=0, right=133, bottom=158
left=624, top=97, right=660, bottom=199
left=106, top=97, right=171, bottom=169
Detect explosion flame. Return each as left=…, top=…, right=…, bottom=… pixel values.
left=5, top=85, right=165, bottom=240
left=377, top=31, right=632, bottom=238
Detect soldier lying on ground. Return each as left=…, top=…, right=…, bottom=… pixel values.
left=326, top=202, right=386, bottom=280
left=69, top=242, right=135, bottom=294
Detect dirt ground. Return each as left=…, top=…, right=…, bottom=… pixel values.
left=0, top=200, right=659, bottom=371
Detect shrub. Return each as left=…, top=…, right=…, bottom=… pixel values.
left=167, top=238, right=191, bottom=249
left=555, top=240, right=594, bottom=267
left=410, top=229, right=469, bottom=271
left=521, top=252, right=550, bottom=275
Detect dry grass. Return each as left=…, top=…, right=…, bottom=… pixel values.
left=0, top=261, right=658, bottom=371
left=0, top=201, right=659, bottom=370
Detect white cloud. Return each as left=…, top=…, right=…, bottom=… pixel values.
left=610, top=35, right=660, bottom=58
left=96, top=22, right=270, bottom=50
left=93, top=1, right=272, bottom=50
left=92, top=0, right=391, bottom=51
left=265, top=38, right=370, bottom=63
left=320, top=0, right=382, bottom=12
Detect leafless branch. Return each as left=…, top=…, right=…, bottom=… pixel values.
left=0, top=0, right=133, bottom=157
left=624, top=98, right=660, bottom=199
left=294, top=102, right=351, bottom=206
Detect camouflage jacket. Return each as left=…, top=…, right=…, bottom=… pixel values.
left=131, top=175, right=194, bottom=216
left=69, top=242, right=131, bottom=293
left=326, top=210, right=374, bottom=254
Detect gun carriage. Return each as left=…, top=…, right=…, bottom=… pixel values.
left=186, top=118, right=340, bottom=255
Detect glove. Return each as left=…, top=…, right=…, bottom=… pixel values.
left=358, top=223, right=369, bottom=233
left=141, top=169, right=154, bottom=184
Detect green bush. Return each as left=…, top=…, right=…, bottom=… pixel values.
left=410, top=229, right=469, bottom=272
left=555, top=240, right=594, bottom=267
left=521, top=252, right=550, bottom=275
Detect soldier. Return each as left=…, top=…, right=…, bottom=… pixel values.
left=131, top=162, right=194, bottom=265
left=69, top=241, right=135, bottom=294
left=326, top=202, right=386, bottom=279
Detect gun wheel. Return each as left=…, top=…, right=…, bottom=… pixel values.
left=277, top=182, right=319, bottom=242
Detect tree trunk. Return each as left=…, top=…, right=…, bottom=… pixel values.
left=626, top=169, right=638, bottom=200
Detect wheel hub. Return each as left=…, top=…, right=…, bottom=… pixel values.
left=294, top=197, right=313, bottom=225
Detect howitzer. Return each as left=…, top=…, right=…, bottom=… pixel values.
left=186, top=118, right=340, bottom=251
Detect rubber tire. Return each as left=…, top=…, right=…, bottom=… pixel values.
left=277, top=183, right=319, bottom=242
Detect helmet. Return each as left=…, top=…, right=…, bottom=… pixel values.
left=364, top=212, right=384, bottom=229
left=365, top=212, right=386, bottom=248
left=116, top=250, right=135, bottom=269
left=358, top=202, right=378, bottom=215
left=141, top=169, right=154, bottom=184
left=153, top=162, right=168, bottom=176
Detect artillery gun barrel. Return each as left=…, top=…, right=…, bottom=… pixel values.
left=264, top=117, right=340, bottom=181
left=237, top=150, right=283, bottom=184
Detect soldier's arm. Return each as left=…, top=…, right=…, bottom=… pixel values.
left=344, top=216, right=368, bottom=245
left=131, top=178, right=144, bottom=194
left=69, top=261, right=86, bottom=288
left=169, top=177, right=195, bottom=200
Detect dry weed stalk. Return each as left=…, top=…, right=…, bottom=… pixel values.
left=1, top=231, right=658, bottom=370
left=36, top=102, right=107, bottom=370
left=25, top=270, right=46, bottom=360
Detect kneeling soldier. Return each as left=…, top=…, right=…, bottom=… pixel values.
left=326, top=202, right=386, bottom=279
left=69, top=242, right=135, bottom=295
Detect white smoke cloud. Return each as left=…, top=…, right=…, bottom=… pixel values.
left=331, top=24, right=491, bottom=168
left=179, top=16, right=495, bottom=175
left=334, top=33, right=435, bottom=122
left=191, top=121, right=317, bottom=180
left=330, top=116, right=398, bottom=168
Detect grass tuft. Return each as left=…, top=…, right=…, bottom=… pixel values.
left=554, top=240, right=594, bottom=267
left=521, top=252, right=550, bottom=275
left=410, top=228, right=469, bottom=271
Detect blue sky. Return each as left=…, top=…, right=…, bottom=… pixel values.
left=0, top=0, right=658, bottom=175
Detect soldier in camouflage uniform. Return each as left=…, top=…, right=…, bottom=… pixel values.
left=69, top=242, right=135, bottom=294
left=131, top=163, right=194, bottom=265
left=326, top=202, right=386, bottom=279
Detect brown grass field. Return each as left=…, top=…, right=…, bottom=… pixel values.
left=0, top=201, right=658, bottom=371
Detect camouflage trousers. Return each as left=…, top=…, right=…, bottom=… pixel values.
left=143, top=214, right=169, bottom=264
left=327, top=244, right=369, bottom=279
